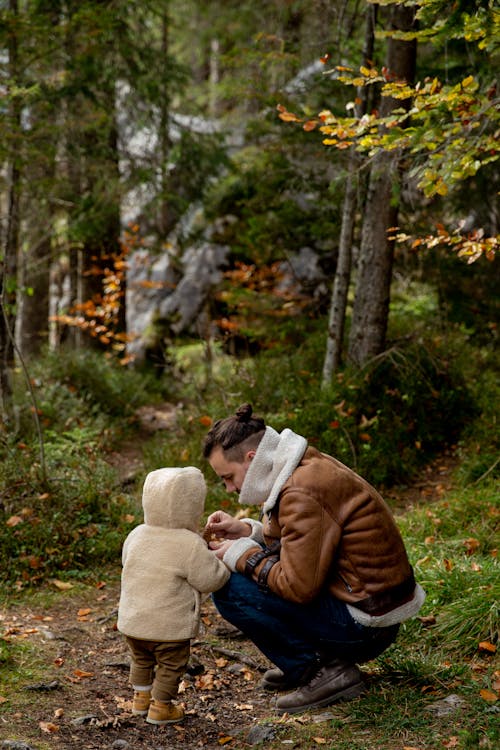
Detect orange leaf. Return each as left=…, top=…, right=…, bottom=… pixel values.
left=39, top=722, right=59, bottom=733
left=443, top=558, right=453, bottom=571
left=442, top=738, right=459, bottom=748
left=199, top=415, right=213, bottom=427
left=479, top=689, right=497, bottom=702
left=478, top=641, right=496, bottom=653
left=73, top=669, right=94, bottom=679
left=320, top=53, right=330, bottom=64
left=6, top=516, right=23, bottom=527
left=218, top=737, right=233, bottom=745
left=303, top=120, right=318, bottom=132
left=313, top=738, right=327, bottom=745
left=77, top=608, right=92, bottom=617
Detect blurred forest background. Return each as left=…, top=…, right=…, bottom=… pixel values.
left=0, top=0, right=498, bottom=585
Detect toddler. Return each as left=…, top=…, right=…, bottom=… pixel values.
left=117, top=466, right=230, bottom=725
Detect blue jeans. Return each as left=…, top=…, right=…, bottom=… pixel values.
left=213, top=573, right=399, bottom=683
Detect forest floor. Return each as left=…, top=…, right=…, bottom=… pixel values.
left=0, top=421, right=459, bottom=750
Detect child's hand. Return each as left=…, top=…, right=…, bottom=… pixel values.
left=208, top=538, right=236, bottom=560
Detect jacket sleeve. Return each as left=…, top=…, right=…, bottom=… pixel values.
left=186, top=537, right=231, bottom=593
left=236, top=487, right=342, bottom=603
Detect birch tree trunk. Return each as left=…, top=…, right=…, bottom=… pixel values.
left=347, top=3, right=416, bottom=368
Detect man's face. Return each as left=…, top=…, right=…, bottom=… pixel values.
left=208, top=445, right=254, bottom=494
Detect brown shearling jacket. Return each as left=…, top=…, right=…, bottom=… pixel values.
left=236, top=447, right=415, bottom=614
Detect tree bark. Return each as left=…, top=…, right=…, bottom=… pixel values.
left=1, top=0, right=21, bottom=422
left=321, top=4, right=377, bottom=386
left=347, top=3, right=416, bottom=367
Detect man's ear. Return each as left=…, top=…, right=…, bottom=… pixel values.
left=246, top=450, right=256, bottom=462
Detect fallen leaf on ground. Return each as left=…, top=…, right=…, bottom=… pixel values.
left=73, top=669, right=94, bottom=678
left=50, top=579, right=73, bottom=590
left=479, top=689, right=497, bottom=702
left=478, top=641, right=496, bottom=653
left=77, top=608, right=93, bottom=617
left=39, top=721, right=59, bottom=733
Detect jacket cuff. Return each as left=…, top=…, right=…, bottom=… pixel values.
left=223, top=538, right=261, bottom=572
left=241, top=518, right=264, bottom=543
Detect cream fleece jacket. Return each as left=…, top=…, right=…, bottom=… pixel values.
left=117, top=467, right=230, bottom=642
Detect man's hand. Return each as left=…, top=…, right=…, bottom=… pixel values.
left=204, top=510, right=251, bottom=540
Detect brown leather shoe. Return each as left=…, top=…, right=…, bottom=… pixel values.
left=260, top=668, right=301, bottom=691
left=260, top=660, right=322, bottom=692
left=275, top=660, right=365, bottom=714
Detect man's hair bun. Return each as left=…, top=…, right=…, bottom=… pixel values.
left=235, top=403, right=253, bottom=422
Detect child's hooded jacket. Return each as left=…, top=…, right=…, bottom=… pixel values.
left=117, top=467, right=230, bottom=641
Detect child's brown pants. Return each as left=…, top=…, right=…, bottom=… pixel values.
left=125, top=635, right=190, bottom=702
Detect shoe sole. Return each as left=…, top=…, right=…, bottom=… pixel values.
left=275, top=682, right=365, bottom=714
left=132, top=709, right=148, bottom=716
left=146, top=716, right=184, bottom=725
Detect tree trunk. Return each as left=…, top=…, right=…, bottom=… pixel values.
left=321, top=4, right=377, bottom=385
left=1, top=0, right=21, bottom=422
left=17, top=236, right=51, bottom=357
left=347, top=4, right=416, bottom=367
left=321, top=150, right=358, bottom=385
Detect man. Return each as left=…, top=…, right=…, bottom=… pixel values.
left=203, top=403, right=425, bottom=714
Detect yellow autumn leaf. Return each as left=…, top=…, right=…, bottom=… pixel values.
left=313, top=738, right=327, bottom=745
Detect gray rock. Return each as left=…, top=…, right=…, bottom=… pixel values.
left=245, top=724, right=276, bottom=745
left=70, top=714, right=99, bottom=725
left=424, top=693, right=466, bottom=717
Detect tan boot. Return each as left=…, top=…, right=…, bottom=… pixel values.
left=146, top=699, right=185, bottom=726
left=132, top=689, right=151, bottom=715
